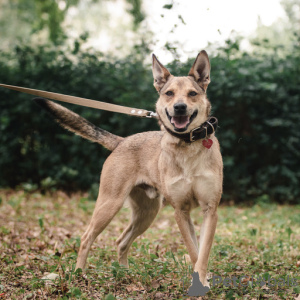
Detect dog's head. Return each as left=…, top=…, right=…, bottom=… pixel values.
left=153, top=51, right=211, bottom=133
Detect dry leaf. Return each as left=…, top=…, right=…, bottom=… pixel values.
left=154, top=292, right=164, bottom=299
left=126, top=283, right=144, bottom=292
left=41, top=273, right=60, bottom=285
left=151, top=279, right=160, bottom=289
left=157, top=220, right=169, bottom=229
left=36, top=241, right=46, bottom=250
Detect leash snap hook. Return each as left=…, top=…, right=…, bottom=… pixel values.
left=146, top=111, right=158, bottom=119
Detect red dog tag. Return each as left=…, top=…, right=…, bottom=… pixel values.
left=202, top=139, right=213, bottom=149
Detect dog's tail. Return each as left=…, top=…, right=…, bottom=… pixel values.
left=33, top=98, right=123, bottom=151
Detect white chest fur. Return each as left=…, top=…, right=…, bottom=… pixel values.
left=159, top=136, right=222, bottom=209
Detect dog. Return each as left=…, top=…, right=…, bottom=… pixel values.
left=34, top=50, right=223, bottom=287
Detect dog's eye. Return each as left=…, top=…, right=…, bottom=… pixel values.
left=165, top=91, right=174, bottom=96
left=189, top=91, right=198, bottom=96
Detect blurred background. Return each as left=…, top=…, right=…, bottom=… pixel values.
left=0, top=0, right=299, bottom=203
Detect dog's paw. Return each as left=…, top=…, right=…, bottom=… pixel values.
left=203, top=280, right=210, bottom=288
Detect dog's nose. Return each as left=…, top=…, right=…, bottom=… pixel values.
left=174, top=103, right=187, bottom=114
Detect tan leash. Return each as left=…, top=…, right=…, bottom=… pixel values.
left=0, top=83, right=158, bottom=119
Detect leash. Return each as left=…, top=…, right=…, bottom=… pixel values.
left=0, top=83, right=218, bottom=145
left=0, top=83, right=158, bottom=119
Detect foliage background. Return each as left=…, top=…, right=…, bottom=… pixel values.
left=0, top=0, right=299, bottom=203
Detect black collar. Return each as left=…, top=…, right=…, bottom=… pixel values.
left=161, top=116, right=218, bottom=143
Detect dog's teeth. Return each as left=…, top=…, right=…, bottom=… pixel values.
left=171, top=116, right=190, bottom=129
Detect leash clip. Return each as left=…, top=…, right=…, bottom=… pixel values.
left=146, top=111, right=158, bottom=119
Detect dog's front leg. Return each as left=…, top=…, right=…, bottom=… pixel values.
left=174, top=209, right=198, bottom=266
left=194, top=207, right=218, bottom=287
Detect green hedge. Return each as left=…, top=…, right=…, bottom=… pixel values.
left=0, top=43, right=299, bottom=203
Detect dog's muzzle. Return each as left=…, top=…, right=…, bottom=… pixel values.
left=166, top=108, right=198, bottom=132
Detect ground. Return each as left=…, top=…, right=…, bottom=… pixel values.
left=0, top=189, right=299, bottom=299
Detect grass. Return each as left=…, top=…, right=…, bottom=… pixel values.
left=0, top=189, right=299, bottom=299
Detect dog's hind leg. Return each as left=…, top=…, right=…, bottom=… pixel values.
left=116, top=187, right=161, bottom=267
left=76, top=162, right=135, bottom=270
left=75, top=191, right=126, bottom=270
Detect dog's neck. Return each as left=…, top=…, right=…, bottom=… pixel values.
left=158, top=115, right=218, bottom=144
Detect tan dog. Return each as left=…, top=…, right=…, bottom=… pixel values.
left=34, top=50, right=223, bottom=287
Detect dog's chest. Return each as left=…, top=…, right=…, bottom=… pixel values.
left=160, top=147, right=215, bottom=206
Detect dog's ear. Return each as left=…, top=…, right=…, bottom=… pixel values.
left=188, top=50, right=211, bottom=92
left=152, top=54, right=171, bottom=92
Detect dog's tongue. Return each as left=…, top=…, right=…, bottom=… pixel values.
left=171, top=116, right=190, bottom=129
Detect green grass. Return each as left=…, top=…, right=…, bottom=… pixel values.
left=0, top=189, right=299, bottom=299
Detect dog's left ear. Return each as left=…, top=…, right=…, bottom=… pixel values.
left=188, top=50, right=211, bottom=92
left=152, top=54, right=171, bottom=92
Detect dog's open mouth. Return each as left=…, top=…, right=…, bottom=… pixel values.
left=166, top=109, right=198, bottom=132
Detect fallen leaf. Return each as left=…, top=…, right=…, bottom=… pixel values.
left=126, top=283, right=145, bottom=292
left=151, top=279, right=160, bottom=289
left=35, top=241, right=46, bottom=250
left=41, top=273, right=60, bottom=285
left=241, top=277, right=251, bottom=284
left=157, top=220, right=169, bottom=229
left=154, top=292, right=164, bottom=299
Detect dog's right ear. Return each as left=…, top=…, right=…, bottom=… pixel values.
left=152, top=54, right=171, bottom=92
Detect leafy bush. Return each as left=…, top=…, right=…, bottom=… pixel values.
left=212, top=41, right=300, bottom=203
left=0, top=45, right=157, bottom=192
left=0, top=41, right=299, bottom=203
